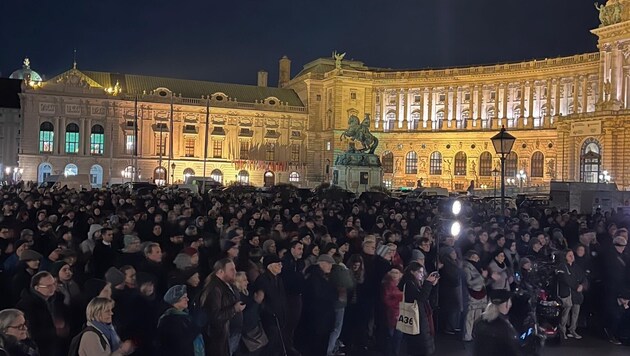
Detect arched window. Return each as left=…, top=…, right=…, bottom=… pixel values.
left=289, top=171, right=300, bottom=182
left=405, top=151, right=418, bottom=174
left=479, top=151, right=493, bottom=176
left=64, top=163, right=78, bottom=177
left=154, top=167, right=167, bottom=186
left=39, top=122, right=54, bottom=153
left=531, top=152, right=544, bottom=178
left=65, top=123, right=80, bottom=154
left=430, top=152, right=442, bottom=175
left=90, top=165, right=103, bottom=188
left=237, top=170, right=249, bottom=184
left=454, top=152, right=467, bottom=176
left=183, top=168, right=195, bottom=181
left=90, top=125, right=105, bottom=155
left=211, top=169, right=223, bottom=184
left=581, top=139, right=601, bottom=183
left=505, top=152, right=518, bottom=177
left=37, top=163, right=53, bottom=183
left=382, top=151, right=394, bottom=174
left=263, top=171, right=274, bottom=187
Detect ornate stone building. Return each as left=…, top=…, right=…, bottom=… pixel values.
left=13, top=2, right=630, bottom=190
left=18, top=65, right=308, bottom=187
left=285, top=1, right=630, bottom=191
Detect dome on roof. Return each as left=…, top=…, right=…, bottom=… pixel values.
left=9, top=57, right=42, bottom=82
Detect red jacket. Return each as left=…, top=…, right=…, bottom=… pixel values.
left=382, top=280, right=403, bottom=328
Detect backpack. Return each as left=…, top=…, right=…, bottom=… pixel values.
left=67, top=326, right=108, bottom=356
left=189, top=289, right=209, bottom=329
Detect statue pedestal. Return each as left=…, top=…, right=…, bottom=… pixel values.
left=332, top=153, right=383, bottom=194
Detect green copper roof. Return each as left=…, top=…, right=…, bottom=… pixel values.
left=56, top=70, right=304, bottom=107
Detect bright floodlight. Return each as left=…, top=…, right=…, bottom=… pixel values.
left=450, top=221, right=461, bottom=237
left=452, top=200, right=462, bottom=216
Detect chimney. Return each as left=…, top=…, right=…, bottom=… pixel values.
left=278, top=55, right=291, bottom=88
left=257, top=70, right=268, bottom=87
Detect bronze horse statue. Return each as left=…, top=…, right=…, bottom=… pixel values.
left=340, top=114, right=379, bottom=154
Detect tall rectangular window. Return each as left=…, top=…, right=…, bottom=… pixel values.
left=125, top=134, right=135, bottom=155
left=156, top=135, right=167, bottom=156
left=291, top=144, right=300, bottom=162
left=213, top=140, right=222, bottom=158
left=185, top=138, right=195, bottom=157
left=240, top=141, right=249, bottom=159
left=90, top=133, right=104, bottom=155
left=265, top=143, right=275, bottom=161
left=65, top=123, right=80, bottom=154
left=39, top=131, right=54, bottom=153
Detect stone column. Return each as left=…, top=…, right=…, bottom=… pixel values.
left=527, top=82, right=534, bottom=118
left=59, top=117, right=66, bottom=155
left=554, top=79, right=561, bottom=116
left=612, top=44, right=623, bottom=102
left=581, top=76, right=588, bottom=113
left=546, top=79, right=552, bottom=117
left=501, top=84, right=508, bottom=120
left=402, top=89, right=409, bottom=130
left=572, top=77, right=579, bottom=114
left=444, top=87, right=450, bottom=128
left=379, top=89, right=386, bottom=129
left=427, top=88, right=433, bottom=128
left=520, top=82, right=525, bottom=118
left=599, top=45, right=608, bottom=103
left=476, top=85, right=483, bottom=121
left=395, top=90, right=401, bottom=128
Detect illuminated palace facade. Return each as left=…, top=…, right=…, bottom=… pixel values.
left=15, top=2, right=630, bottom=189
left=18, top=64, right=309, bottom=187
left=285, top=1, right=630, bottom=191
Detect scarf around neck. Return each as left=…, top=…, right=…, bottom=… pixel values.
left=90, top=321, right=121, bottom=351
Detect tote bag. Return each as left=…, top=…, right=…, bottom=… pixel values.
left=396, top=284, right=420, bottom=335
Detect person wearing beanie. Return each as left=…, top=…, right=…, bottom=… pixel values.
left=50, top=261, right=81, bottom=307
left=3, top=239, right=31, bottom=276
left=472, top=289, right=520, bottom=355
left=173, top=252, right=195, bottom=271
left=105, top=267, right=126, bottom=290
left=221, top=240, right=239, bottom=261
left=11, top=249, right=43, bottom=303
left=411, top=249, right=426, bottom=265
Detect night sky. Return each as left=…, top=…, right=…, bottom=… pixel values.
left=1, top=0, right=600, bottom=87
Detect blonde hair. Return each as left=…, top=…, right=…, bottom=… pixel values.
left=85, top=297, right=115, bottom=322
left=235, top=271, right=249, bottom=295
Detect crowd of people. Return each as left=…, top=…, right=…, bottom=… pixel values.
left=0, top=181, right=628, bottom=356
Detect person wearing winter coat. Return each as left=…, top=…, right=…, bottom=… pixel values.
left=557, top=249, right=586, bottom=340
left=327, top=253, right=354, bottom=356
left=156, top=285, right=205, bottom=356
left=77, top=297, right=134, bottom=356
left=437, top=246, right=462, bottom=334
left=462, top=250, right=488, bottom=342
left=398, top=262, right=439, bottom=356
left=300, top=255, right=338, bottom=356
left=472, top=290, right=520, bottom=356
left=486, top=251, right=511, bottom=291
left=0, top=309, right=40, bottom=356
left=15, top=272, right=68, bottom=356
left=381, top=268, right=403, bottom=356
left=200, top=259, right=243, bottom=356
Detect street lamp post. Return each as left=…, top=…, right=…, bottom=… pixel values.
left=171, top=163, right=176, bottom=185
left=491, top=168, right=500, bottom=210
left=491, top=127, right=516, bottom=223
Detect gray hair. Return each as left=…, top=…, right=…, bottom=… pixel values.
left=0, top=309, right=24, bottom=333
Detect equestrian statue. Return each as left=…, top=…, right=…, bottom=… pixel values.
left=340, top=114, right=379, bottom=154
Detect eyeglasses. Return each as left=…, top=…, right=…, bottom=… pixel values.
left=7, top=323, right=27, bottom=330
left=37, top=282, right=57, bottom=289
